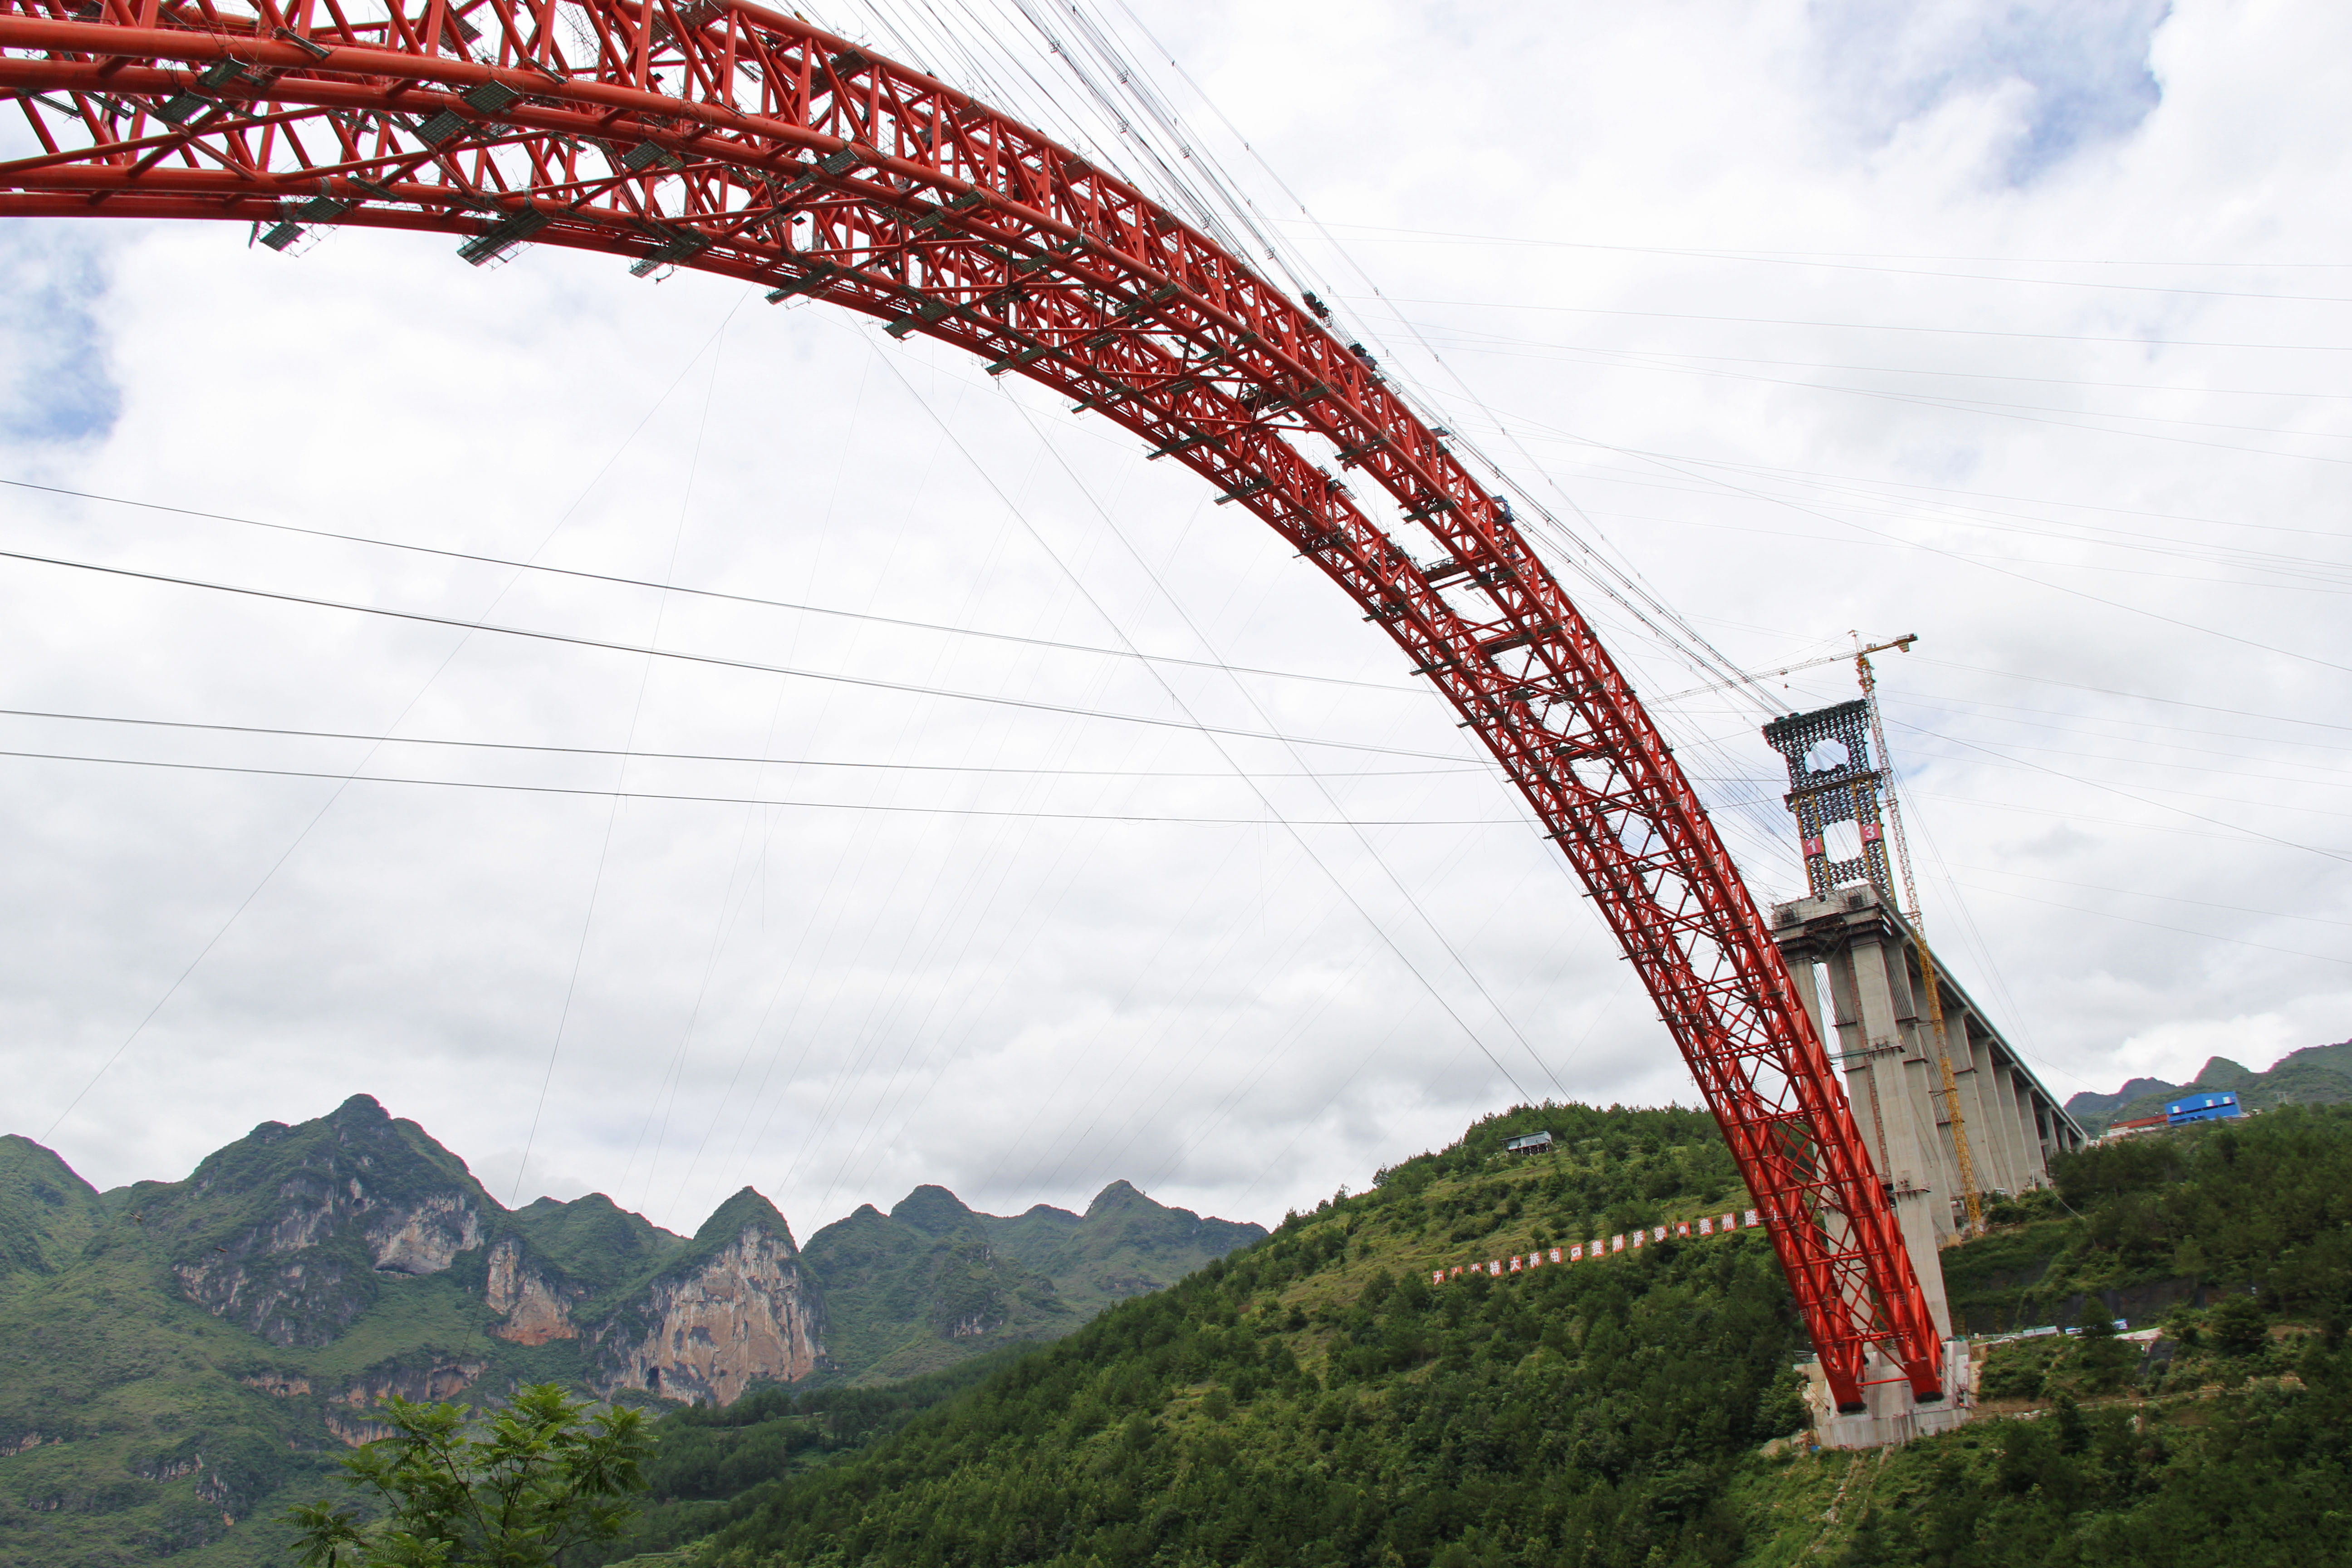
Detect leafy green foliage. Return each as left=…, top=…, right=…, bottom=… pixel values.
left=1736, top=1104, right=2352, bottom=1566
left=675, top=1103, right=1798, bottom=1567
left=284, top=1384, right=650, bottom=1567
left=1736, top=1340, right=2352, bottom=1567
left=1940, top=1105, right=2352, bottom=1333
left=0, top=1135, right=105, bottom=1283
left=574, top=1349, right=1036, bottom=1563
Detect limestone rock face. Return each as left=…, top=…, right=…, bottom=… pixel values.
left=368, top=1192, right=485, bottom=1274
left=155, top=1095, right=494, bottom=1346
left=590, top=1190, right=823, bottom=1405
left=320, top=1358, right=490, bottom=1446
left=484, top=1236, right=582, bottom=1344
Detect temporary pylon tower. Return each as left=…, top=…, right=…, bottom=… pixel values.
left=0, top=0, right=1944, bottom=1410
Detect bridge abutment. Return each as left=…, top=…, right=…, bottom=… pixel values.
left=1803, top=1338, right=1975, bottom=1449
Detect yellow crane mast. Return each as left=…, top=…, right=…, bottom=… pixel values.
left=1852, top=641, right=1983, bottom=1240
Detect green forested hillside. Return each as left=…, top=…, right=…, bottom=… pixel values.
left=0, top=1099, right=1263, bottom=1568
left=2063, top=1038, right=2352, bottom=1135
left=801, top=1181, right=1263, bottom=1385
left=1741, top=1103, right=2352, bottom=1567
left=0, top=1102, right=685, bottom=1568
left=608, top=1103, right=2352, bottom=1568
left=0, top=1136, right=105, bottom=1281
left=16, top=1098, right=2348, bottom=1566
left=1735, top=1332, right=2352, bottom=1568
left=1941, top=1101, right=2352, bottom=1333
left=657, top=1104, right=1809, bottom=1567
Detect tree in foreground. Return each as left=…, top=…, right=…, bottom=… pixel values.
left=284, top=1383, right=652, bottom=1567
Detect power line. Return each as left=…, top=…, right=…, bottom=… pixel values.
left=1913, top=657, right=2352, bottom=734
left=1940, top=862, right=2352, bottom=931
left=860, top=330, right=1544, bottom=1142
left=0, top=477, right=1418, bottom=695
left=0, top=745, right=1531, bottom=825
left=1352, top=294, right=2352, bottom=354
left=1426, top=424, right=2352, bottom=676
left=0, top=706, right=1483, bottom=779
left=0, top=546, right=1487, bottom=763
left=1890, top=720, right=2351, bottom=864
left=1948, top=879, right=2352, bottom=970
left=1282, top=224, right=2352, bottom=304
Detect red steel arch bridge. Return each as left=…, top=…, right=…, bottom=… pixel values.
left=0, top=0, right=1947, bottom=1414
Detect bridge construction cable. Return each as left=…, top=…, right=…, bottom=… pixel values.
left=1289, top=223, right=2352, bottom=304
left=1889, top=720, right=2352, bottom=863
left=1552, top=442, right=2351, bottom=549
left=1406, top=334, right=2352, bottom=413
left=1394, top=328, right=2352, bottom=463
left=1011, top=1, right=1795, bottom=719
left=760, top=327, right=1560, bottom=1210
left=1914, top=657, right=2352, bottom=735
left=527, top=296, right=746, bottom=1215
left=837, top=0, right=1764, bottom=735
left=1948, top=879, right=2352, bottom=971
left=0, top=707, right=1481, bottom=779
left=987, top=372, right=1575, bottom=1105
left=851, top=339, right=1805, bottom=890
left=1356, top=294, right=2352, bottom=355
left=24, top=294, right=774, bottom=1147
left=1429, top=410, right=2352, bottom=678
left=854, top=328, right=1545, bottom=1119
left=0, top=478, right=1423, bottom=695
left=1886, top=707, right=2352, bottom=791
left=0, top=546, right=1510, bottom=765
left=0, top=745, right=1529, bottom=825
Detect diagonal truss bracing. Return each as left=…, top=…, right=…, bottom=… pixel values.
left=0, top=0, right=1944, bottom=1408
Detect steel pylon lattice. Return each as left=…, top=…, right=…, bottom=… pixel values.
left=0, top=0, right=1945, bottom=1408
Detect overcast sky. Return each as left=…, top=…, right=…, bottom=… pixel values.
left=2, top=0, right=2345, bottom=1242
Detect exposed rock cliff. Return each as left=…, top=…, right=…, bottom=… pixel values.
left=484, top=1235, right=583, bottom=1344
left=149, top=1095, right=494, bottom=1346
left=589, top=1188, right=823, bottom=1405
left=320, top=1357, right=490, bottom=1446
left=0, top=1090, right=1270, bottom=1567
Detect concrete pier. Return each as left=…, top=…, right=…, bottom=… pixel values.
left=1772, top=882, right=2086, bottom=1328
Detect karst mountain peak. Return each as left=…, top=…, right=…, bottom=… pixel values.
left=0, top=1091, right=1267, bottom=1561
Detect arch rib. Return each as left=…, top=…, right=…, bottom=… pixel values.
left=0, top=0, right=1943, bottom=1408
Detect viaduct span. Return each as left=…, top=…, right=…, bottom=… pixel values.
left=3, top=0, right=1955, bottom=1416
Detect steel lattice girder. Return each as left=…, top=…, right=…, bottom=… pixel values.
left=0, top=0, right=1944, bottom=1407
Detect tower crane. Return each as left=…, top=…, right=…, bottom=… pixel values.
left=1730, top=631, right=1986, bottom=1239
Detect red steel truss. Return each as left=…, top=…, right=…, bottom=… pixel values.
left=0, top=0, right=1944, bottom=1408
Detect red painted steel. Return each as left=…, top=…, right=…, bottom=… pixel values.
left=0, top=0, right=1943, bottom=1406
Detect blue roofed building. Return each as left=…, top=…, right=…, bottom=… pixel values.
left=2165, top=1090, right=2243, bottom=1126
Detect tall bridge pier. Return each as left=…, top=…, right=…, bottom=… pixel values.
left=1762, top=701, right=2085, bottom=1446
left=1772, top=886, right=2087, bottom=1307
